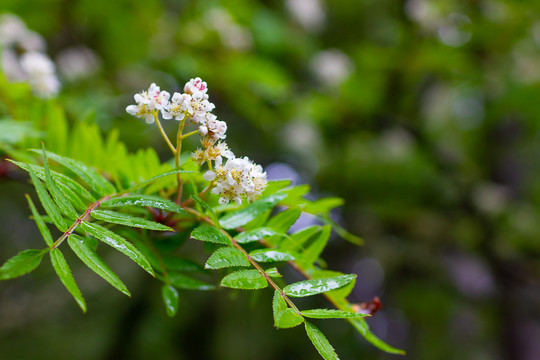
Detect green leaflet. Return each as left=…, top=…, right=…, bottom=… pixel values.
left=161, top=284, right=179, bottom=317
left=297, top=225, right=331, bottom=269
left=281, top=225, right=320, bottom=252
left=219, top=193, right=287, bottom=229
left=91, top=210, right=173, bottom=231
left=101, top=194, right=186, bottom=214
left=265, top=267, right=282, bottom=277
left=31, top=149, right=116, bottom=197
left=191, top=224, right=231, bottom=245
left=27, top=165, right=67, bottom=232
left=80, top=221, right=155, bottom=276
left=0, top=249, right=46, bottom=280
left=305, top=322, right=340, bottom=360
left=272, top=290, right=303, bottom=329
left=301, top=309, right=369, bottom=319
left=262, top=180, right=292, bottom=196
left=234, top=227, right=284, bottom=244
left=275, top=308, right=304, bottom=329
left=25, top=195, right=53, bottom=247
left=42, top=145, right=78, bottom=220
left=266, top=208, right=302, bottom=232
left=205, top=247, right=250, bottom=269
left=350, top=319, right=406, bottom=355
left=303, top=197, right=344, bottom=215
left=67, top=234, right=130, bottom=296
left=313, top=270, right=356, bottom=300
left=249, top=249, right=295, bottom=262
left=168, top=272, right=215, bottom=290
left=264, top=208, right=301, bottom=246
left=283, top=274, right=356, bottom=298
left=220, top=269, right=268, bottom=289
left=49, top=248, right=86, bottom=312
left=191, top=195, right=219, bottom=226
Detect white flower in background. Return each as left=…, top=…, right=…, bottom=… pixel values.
left=204, top=156, right=267, bottom=205
left=56, top=46, right=100, bottom=81
left=20, top=52, right=60, bottom=98
left=1, top=49, right=26, bottom=81
left=0, top=14, right=28, bottom=48
left=310, top=49, right=354, bottom=87
left=126, top=83, right=170, bottom=123
left=285, top=0, right=326, bottom=32
left=207, top=8, right=253, bottom=51
left=184, top=77, right=208, bottom=95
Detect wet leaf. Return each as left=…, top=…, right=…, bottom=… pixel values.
left=161, top=284, right=179, bottom=317
left=0, top=249, right=46, bottom=280
left=283, top=274, right=356, bottom=298
left=91, top=210, right=173, bottom=231
left=101, top=194, right=186, bottom=214
left=219, top=193, right=287, bottom=229
left=50, top=248, right=86, bottom=312
left=205, top=247, right=250, bottom=269
left=221, top=269, right=268, bottom=289
left=68, top=234, right=130, bottom=296
left=191, top=224, right=231, bottom=245
left=305, top=322, right=340, bottom=360
left=301, top=309, right=369, bottom=319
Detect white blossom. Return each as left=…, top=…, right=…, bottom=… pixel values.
left=20, top=52, right=60, bottom=98
left=184, top=77, right=208, bottom=95
left=189, top=90, right=215, bottom=124
left=126, top=83, right=170, bottom=123
left=205, top=156, right=267, bottom=205
left=165, top=92, right=192, bottom=121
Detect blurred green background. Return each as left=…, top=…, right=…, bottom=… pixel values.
left=1, top=0, right=540, bottom=359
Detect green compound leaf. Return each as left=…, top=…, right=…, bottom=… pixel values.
left=161, top=284, right=179, bottom=317
left=168, top=272, right=215, bottom=290
left=26, top=195, right=53, bottom=247
left=220, top=269, right=268, bottom=290
left=219, top=193, right=287, bottom=230
left=234, top=227, right=284, bottom=244
left=80, top=221, right=155, bottom=276
left=42, top=145, right=78, bottom=220
left=205, top=247, right=250, bottom=269
left=191, top=225, right=231, bottom=245
left=272, top=291, right=303, bottom=329
left=301, top=309, right=369, bottom=319
left=305, top=322, right=340, bottom=360
left=101, top=194, right=186, bottom=214
left=350, top=319, right=406, bottom=355
left=0, top=249, right=46, bottom=280
left=91, top=210, right=173, bottom=231
left=31, top=149, right=116, bottom=197
left=249, top=249, right=296, bottom=262
left=50, top=248, right=86, bottom=312
left=283, top=274, right=356, bottom=298
left=27, top=165, right=67, bottom=232
left=67, top=234, right=130, bottom=297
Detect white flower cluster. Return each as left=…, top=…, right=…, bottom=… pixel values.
left=126, top=77, right=267, bottom=205
left=203, top=156, right=267, bottom=205
left=0, top=14, right=60, bottom=98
